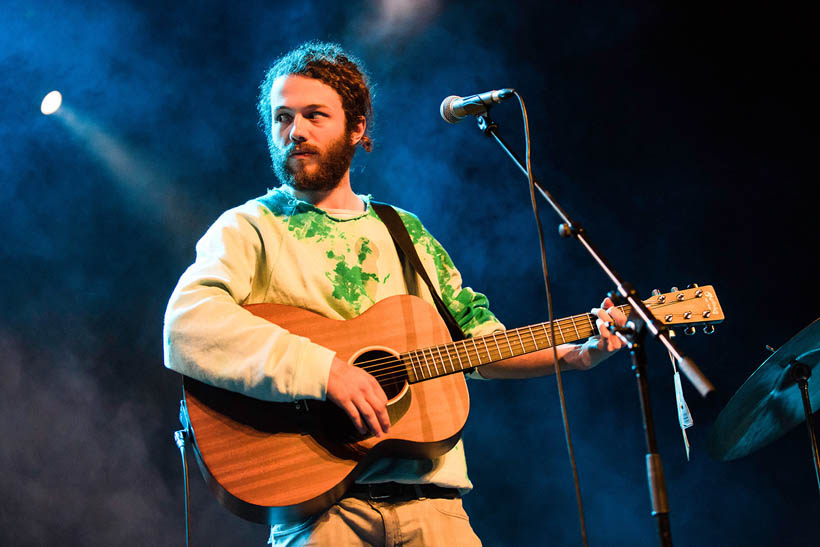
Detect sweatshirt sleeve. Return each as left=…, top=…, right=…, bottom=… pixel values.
left=162, top=206, right=335, bottom=402
left=396, top=210, right=506, bottom=338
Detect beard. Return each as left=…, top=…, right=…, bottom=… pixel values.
left=271, top=131, right=357, bottom=192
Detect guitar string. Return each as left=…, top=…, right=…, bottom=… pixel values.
left=372, top=327, right=606, bottom=389
left=367, top=317, right=613, bottom=382
left=358, top=321, right=602, bottom=377
left=362, top=326, right=597, bottom=384
left=352, top=300, right=673, bottom=373
left=370, top=336, right=560, bottom=388
left=354, top=301, right=707, bottom=381
left=362, top=318, right=698, bottom=388
left=367, top=301, right=716, bottom=387
left=367, top=307, right=703, bottom=388
left=351, top=299, right=708, bottom=382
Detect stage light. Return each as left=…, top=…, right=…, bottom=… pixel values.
left=40, top=91, right=63, bottom=115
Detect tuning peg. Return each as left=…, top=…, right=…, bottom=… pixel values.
left=703, top=325, right=715, bottom=335
left=684, top=326, right=697, bottom=336
left=686, top=283, right=699, bottom=289
left=652, top=289, right=666, bottom=303
left=670, top=286, right=679, bottom=292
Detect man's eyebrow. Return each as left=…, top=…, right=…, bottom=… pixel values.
left=273, top=103, right=330, bottom=112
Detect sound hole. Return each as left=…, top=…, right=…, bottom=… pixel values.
left=354, top=349, right=407, bottom=400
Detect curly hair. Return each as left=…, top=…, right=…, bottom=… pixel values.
left=257, top=41, right=374, bottom=156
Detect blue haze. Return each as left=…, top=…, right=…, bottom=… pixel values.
left=1, top=1, right=816, bottom=545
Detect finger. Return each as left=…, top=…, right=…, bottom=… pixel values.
left=366, top=390, right=391, bottom=432
left=368, top=376, right=389, bottom=405
left=363, top=377, right=389, bottom=431
left=594, top=328, right=618, bottom=352
left=605, top=332, right=622, bottom=351
left=355, top=395, right=385, bottom=437
left=342, top=400, right=367, bottom=435
left=607, top=304, right=627, bottom=326
left=593, top=312, right=625, bottom=352
left=378, top=407, right=391, bottom=432
left=592, top=308, right=614, bottom=334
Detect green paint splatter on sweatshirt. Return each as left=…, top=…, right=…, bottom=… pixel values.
left=256, top=188, right=501, bottom=333
left=324, top=241, right=387, bottom=313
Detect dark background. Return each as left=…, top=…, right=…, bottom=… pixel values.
left=2, top=1, right=816, bottom=545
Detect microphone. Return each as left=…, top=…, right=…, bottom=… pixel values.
left=439, top=88, right=515, bottom=124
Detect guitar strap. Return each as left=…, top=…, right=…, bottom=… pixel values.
left=370, top=201, right=466, bottom=342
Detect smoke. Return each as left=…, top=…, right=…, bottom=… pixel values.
left=0, top=330, right=172, bottom=545
left=1, top=0, right=816, bottom=545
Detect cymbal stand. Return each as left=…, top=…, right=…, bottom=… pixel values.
left=789, top=360, right=820, bottom=495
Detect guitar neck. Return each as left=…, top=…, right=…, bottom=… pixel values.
left=402, top=304, right=633, bottom=383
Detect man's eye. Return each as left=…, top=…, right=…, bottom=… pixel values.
left=274, top=113, right=292, bottom=123
left=305, top=112, right=327, bottom=119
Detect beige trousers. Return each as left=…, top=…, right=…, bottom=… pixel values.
left=269, top=496, right=482, bottom=546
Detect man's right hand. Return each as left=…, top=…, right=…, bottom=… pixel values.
left=325, top=356, right=391, bottom=437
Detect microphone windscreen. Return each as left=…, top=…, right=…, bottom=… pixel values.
left=439, top=95, right=461, bottom=124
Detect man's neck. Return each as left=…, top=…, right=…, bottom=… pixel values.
left=290, top=172, right=365, bottom=211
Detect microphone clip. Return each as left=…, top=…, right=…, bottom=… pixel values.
left=476, top=111, right=498, bottom=136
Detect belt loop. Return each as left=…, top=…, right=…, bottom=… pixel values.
left=413, top=484, right=426, bottom=499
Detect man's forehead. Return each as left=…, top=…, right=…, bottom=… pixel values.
left=270, top=74, right=342, bottom=110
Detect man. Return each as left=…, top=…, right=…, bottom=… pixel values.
left=164, top=41, right=626, bottom=545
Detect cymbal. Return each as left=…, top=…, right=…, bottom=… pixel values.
left=708, top=318, right=820, bottom=461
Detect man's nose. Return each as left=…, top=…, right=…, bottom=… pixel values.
left=289, top=115, right=307, bottom=143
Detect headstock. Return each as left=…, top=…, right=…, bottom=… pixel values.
left=642, top=284, right=724, bottom=333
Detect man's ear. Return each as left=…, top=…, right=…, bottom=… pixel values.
left=350, top=116, right=366, bottom=144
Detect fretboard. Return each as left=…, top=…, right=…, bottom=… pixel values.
left=402, top=304, right=633, bottom=383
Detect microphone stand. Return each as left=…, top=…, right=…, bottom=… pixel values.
left=473, top=110, right=715, bottom=547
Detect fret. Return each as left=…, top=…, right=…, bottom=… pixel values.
left=570, top=315, right=581, bottom=340
left=539, top=323, right=552, bottom=348
left=448, top=342, right=464, bottom=372
left=501, top=331, right=514, bottom=357
left=447, top=345, right=457, bottom=372
left=481, top=337, right=494, bottom=363
left=527, top=326, right=539, bottom=350
left=457, top=343, right=467, bottom=370
left=434, top=346, right=445, bottom=376
left=514, top=328, right=526, bottom=354
left=407, top=351, right=420, bottom=382
left=444, top=345, right=455, bottom=373
left=491, top=333, right=503, bottom=360
left=555, top=320, right=566, bottom=344
left=420, top=348, right=433, bottom=379
left=460, top=340, right=473, bottom=368
left=440, top=344, right=452, bottom=374
left=471, top=338, right=483, bottom=364
left=586, top=313, right=596, bottom=335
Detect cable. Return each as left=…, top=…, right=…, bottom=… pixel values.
left=175, top=400, right=192, bottom=547
left=513, top=91, right=589, bottom=547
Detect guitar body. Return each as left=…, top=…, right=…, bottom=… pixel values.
left=182, top=294, right=469, bottom=525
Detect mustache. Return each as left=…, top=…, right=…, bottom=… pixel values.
left=287, top=144, right=320, bottom=157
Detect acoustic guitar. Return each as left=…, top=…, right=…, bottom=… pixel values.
left=181, top=285, right=723, bottom=524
